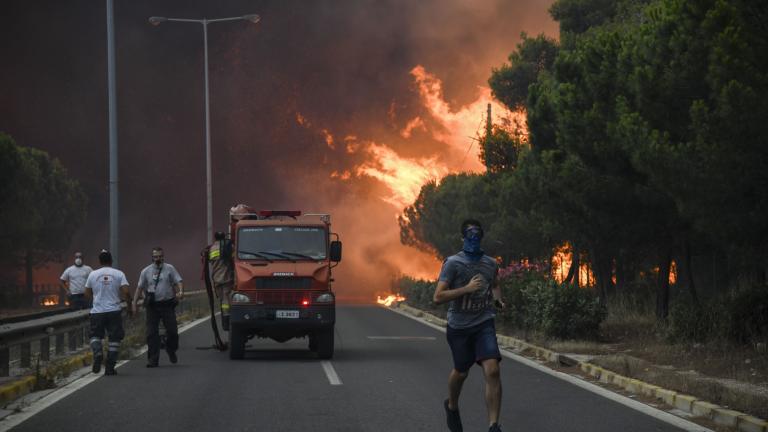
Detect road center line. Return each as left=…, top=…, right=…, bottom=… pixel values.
left=366, top=336, right=436, bottom=340
left=321, top=360, right=343, bottom=386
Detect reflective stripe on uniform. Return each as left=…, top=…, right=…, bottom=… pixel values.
left=209, top=249, right=220, bottom=260
left=108, top=342, right=120, bottom=352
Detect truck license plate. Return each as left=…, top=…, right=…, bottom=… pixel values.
left=276, top=310, right=299, bottom=319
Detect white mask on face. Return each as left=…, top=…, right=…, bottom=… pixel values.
left=75, top=258, right=83, bottom=266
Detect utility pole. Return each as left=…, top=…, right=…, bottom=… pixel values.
left=107, top=0, right=119, bottom=265
left=484, top=103, right=492, bottom=172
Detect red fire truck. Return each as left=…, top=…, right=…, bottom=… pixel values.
left=227, top=207, right=342, bottom=359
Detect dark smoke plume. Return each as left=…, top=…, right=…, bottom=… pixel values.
left=0, top=0, right=557, bottom=301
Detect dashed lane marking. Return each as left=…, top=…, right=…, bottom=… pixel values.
left=321, top=361, right=343, bottom=386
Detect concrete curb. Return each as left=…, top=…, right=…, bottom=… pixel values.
left=394, top=302, right=768, bottom=432
left=0, top=351, right=93, bottom=407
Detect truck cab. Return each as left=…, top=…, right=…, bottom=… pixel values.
left=227, top=209, right=342, bottom=359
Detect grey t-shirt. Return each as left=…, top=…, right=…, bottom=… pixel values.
left=138, top=263, right=183, bottom=302
left=438, top=251, right=499, bottom=329
left=60, top=265, right=93, bottom=295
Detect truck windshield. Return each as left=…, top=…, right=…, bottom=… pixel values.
left=238, top=227, right=327, bottom=260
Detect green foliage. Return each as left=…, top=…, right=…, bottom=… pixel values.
left=480, top=125, right=525, bottom=174
left=399, top=174, right=497, bottom=260
left=489, top=33, right=559, bottom=111
left=519, top=279, right=606, bottom=339
left=0, top=133, right=88, bottom=269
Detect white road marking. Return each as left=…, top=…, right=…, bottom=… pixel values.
left=0, top=314, right=213, bottom=431
left=366, top=336, right=436, bottom=340
left=321, top=361, right=343, bottom=386
left=384, top=306, right=714, bottom=432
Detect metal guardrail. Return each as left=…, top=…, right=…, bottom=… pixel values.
left=0, top=290, right=207, bottom=378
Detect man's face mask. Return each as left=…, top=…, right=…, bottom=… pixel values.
left=462, top=226, right=484, bottom=255
left=74, top=255, right=83, bottom=266
left=152, top=253, right=164, bottom=266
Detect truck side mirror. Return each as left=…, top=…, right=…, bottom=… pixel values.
left=330, top=241, right=342, bottom=262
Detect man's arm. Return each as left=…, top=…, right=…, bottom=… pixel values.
left=84, top=287, right=93, bottom=301
left=433, top=275, right=484, bottom=305
left=174, top=281, right=184, bottom=300
left=120, top=285, right=133, bottom=316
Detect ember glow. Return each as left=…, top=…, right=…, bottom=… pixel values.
left=41, top=296, right=59, bottom=307
left=376, top=294, right=406, bottom=306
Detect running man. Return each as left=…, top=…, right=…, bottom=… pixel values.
left=433, top=219, right=505, bottom=432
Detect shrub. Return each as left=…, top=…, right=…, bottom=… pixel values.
left=726, top=285, right=768, bottom=345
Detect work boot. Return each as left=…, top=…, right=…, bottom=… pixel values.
left=105, top=351, right=118, bottom=375
left=222, top=315, right=230, bottom=331
left=92, top=354, right=103, bottom=374
left=444, top=399, right=462, bottom=432
left=168, top=351, right=178, bottom=364
left=489, top=423, right=502, bottom=432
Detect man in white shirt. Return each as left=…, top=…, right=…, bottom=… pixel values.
left=133, top=247, right=184, bottom=367
left=60, top=252, right=93, bottom=310
left=84, top=250, right=132, bottom=376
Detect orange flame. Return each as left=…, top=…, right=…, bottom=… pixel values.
left=376, top=294, right=406, bottom=306
left=551, top=243, right=595, bottom=287
left=356, top=142, right=449, bottom=209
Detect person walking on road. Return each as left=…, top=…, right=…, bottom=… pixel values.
left=208, top=231, right=234, bottom=330
left=433, top=219, right=505, bottom=432
left=84, top=250, right=132, bottom=376
left=60, top=251, right=93, bottom=310
left=133, top=247, right=184, bottom=367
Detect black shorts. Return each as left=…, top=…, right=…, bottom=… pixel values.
left=446, top=319, right=502, bottom=373
left=90, top=310, right=125, bottom=342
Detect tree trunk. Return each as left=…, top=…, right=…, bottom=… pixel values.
left=25, top=250, right=34, bottom=307
left=591, top=249, right=613, bottom=304
left=683, top=239, right=700, bottom=307
left=564, top=248, right=580, bottom=287
left=656, top=251, right=672, bottom=320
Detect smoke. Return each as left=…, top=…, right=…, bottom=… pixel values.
left=0, top=0, right=558, bottom=301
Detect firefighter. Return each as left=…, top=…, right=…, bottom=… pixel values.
left=208, top=231, right=234, bottom=330
left=84, top=250, right=132, bottom=376
left=60, top=251, right=93, bottom=310
left=133, top=247, right=184, bottom=367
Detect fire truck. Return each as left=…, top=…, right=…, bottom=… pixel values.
left=227, top=207, right=342, bottom=359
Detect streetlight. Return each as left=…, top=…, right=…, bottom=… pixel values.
left=149, top=14, right=261, bottom=244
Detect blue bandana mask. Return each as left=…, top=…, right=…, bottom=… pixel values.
left=462, top=227, right=484, bottom=258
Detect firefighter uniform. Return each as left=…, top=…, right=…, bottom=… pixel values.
left=209, top=234, right=234, bottom=330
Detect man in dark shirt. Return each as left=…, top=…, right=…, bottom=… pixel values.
left=433, top=219, right=505, bottom=432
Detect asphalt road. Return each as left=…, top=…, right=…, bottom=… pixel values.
left=9, top=306, right=700, bottom=432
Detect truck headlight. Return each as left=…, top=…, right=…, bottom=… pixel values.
left=315, top=293, right=334, bottom=303
left=231, top=293, right=250, bottom=303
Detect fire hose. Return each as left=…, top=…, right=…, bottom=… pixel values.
left=202, top=246, right=228, bottom=351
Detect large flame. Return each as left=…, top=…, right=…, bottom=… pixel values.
left=356, top=143, right=449, bottom=209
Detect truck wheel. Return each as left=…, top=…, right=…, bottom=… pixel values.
left=229, top=327, right=246, bottom=360
left=308, top=334, right=318, bottom=352
left=316, top=327, right=334, bottom=359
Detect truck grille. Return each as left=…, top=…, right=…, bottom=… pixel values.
left=253, top=290, right=309, bottom=305
left=254, top=277, right=313, bottom=289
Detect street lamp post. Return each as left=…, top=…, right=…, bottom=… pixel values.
left=149, top=14, right=261, bottom=244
